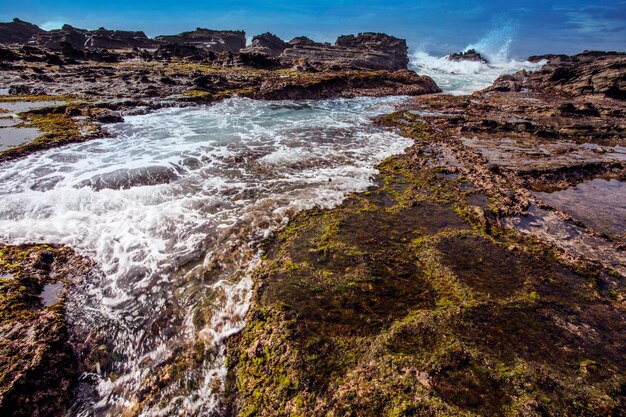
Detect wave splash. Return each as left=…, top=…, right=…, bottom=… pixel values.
left=410, top=23, right=544, bottom=95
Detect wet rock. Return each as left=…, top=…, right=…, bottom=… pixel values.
left=78, top=166, right=178, bottom=190
left=94, top=109, right=123, bottom=123
left=447, top=48, right=488, bottom=63
left=0, top=244, right=93, bottom=417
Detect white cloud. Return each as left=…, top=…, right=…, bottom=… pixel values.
left=567, top=12, right=624, bottom=35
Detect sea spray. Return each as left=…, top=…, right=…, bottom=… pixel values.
left=0, top=96, right=412, bottom=416
left=410, top=24, right=545, bottom=94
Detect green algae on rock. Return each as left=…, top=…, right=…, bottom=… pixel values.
left=0, top=244, right=93, bottom=417
left=225, top=110, right=625, bottom=416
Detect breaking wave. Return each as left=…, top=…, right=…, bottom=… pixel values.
left=410, top=23, right=545, bottom=95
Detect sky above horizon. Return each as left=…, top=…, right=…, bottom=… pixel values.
left=2, top=1, right=625, bottom=58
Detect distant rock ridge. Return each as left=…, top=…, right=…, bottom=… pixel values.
left=0, top=18, right=411, bottom=71
left=31, top=24, right=158, bottom=50
left=447, top=48, right=488, bottom=63
left=0, top=18, right=44, bottom=44
left=280, top=32, right=410, bottom=71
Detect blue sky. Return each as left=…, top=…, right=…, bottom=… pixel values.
left=2, top=1, right=625, bottom=58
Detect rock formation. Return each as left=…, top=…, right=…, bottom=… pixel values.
left=155, top=28, right=246, bottom=53
left=0, top=18, right=44, bottom=44
left=489, top=51, right=625, bottom=99
left=447, top=48, right=488, bottom=63
left=281, top=32, right=410, bottom=71
left=27, top=24, right=158, bottom=50
left=240, top=32, right=289, bottom=58
left=288, top=36, right=323, bottom=47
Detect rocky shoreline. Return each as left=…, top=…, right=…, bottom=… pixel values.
left=0, top=17, right=625, bottom=417
left=223, top=52, right=625, bottom=416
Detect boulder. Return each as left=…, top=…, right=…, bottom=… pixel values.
left=447, top=49, right=488, bottom=63
left=0, top=18, right=44, bottom=44
left=155, top=28, right=246, bottom=53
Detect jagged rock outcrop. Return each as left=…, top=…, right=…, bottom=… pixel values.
left=288, top=36, right=323, bottom=47
left=84, top=28, right=157, bottom=49
left=280, top=33, right=409, bottom=71
left=155, top=28, right=245, bottom=53
left=489, top=51, right=626, bottom=99
left=0, top=18, right=44, bottom=44
left=240, top=32, right=288, bottom=58
left=447, top=48, right=488, bottom=63
left=30, top=24, right=158, bottom=50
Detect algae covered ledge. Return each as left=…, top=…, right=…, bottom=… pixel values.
left=223, top=103, right=626, bottom=416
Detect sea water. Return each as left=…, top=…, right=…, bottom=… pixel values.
left=0, top=96, right=411, bottom=415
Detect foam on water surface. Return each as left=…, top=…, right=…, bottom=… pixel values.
left=0, top=96, right=411, bottom=415
left=409, top=25, right=545, bottom=95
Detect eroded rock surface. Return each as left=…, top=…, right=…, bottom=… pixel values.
left=226, top=51, right=626, bottom=416
left=490, top=51, right=626, bottom=98
left=281, top=32, right=410, bottom=71
left=0, top=244, right=93, bottom=417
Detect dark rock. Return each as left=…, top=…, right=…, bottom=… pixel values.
left=84, top=49, right=120, bottom=63
left=45, top=53, right=65, bottom=66
left=288, top=36, right=322, bottom=47
left=0, top=18, right=44, bottom=44
left=0, top=47, right=18, bottom=61
left=153, top=44, right=207, bottom=60
left=8, top=84, right=46, bottom=95
left=280, top=32, right=409, bottom=71
left=95, top=109, right=124, bottom=123
left=85, top=27, right=157, bottom=49
left=61, top=41, right=85, bottom=59
left=30, top=24, right=158, bottom=50
left=488, top=51, right=626, bottom=99
left=447, top=49, right=488, bottom=63
left=155, top=28, right=246, bottom=53
left=241, top=32, right=289, bottom=58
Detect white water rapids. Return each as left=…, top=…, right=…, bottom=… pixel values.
left=0, top=96, right=411, bottom=416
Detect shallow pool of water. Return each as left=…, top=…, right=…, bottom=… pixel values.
left=534, top=179, right=626, bottom=239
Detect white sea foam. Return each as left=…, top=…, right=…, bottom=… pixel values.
left=410, top=25, right=545, bottom=95
left=0, top=96, right=410, bottom=416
